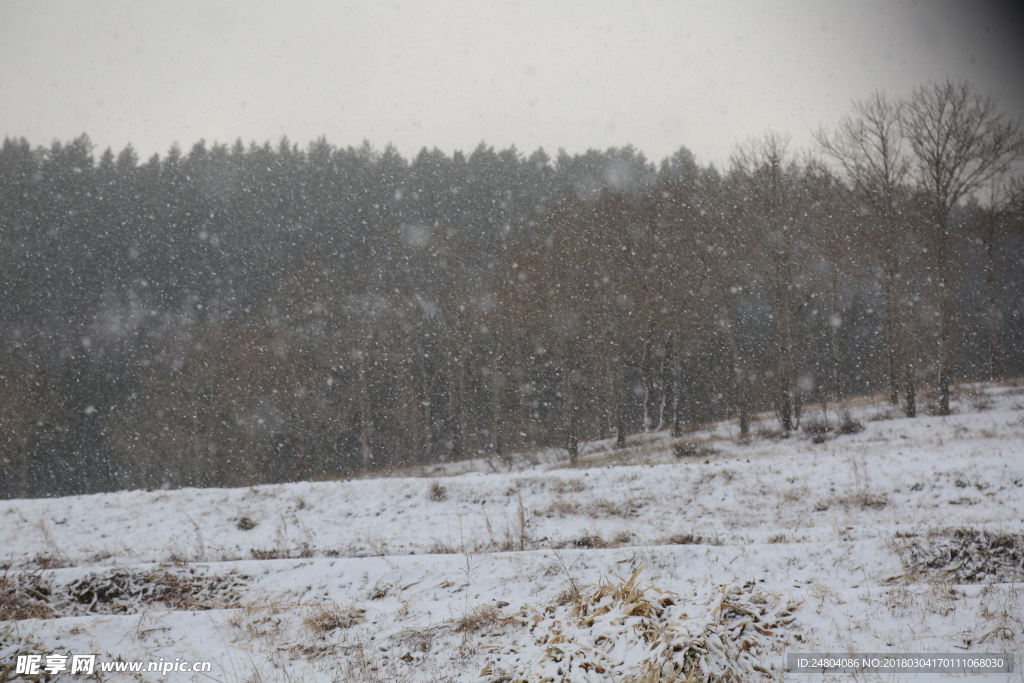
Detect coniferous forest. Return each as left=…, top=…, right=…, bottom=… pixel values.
left=2, top=80, right=1023, bottom=499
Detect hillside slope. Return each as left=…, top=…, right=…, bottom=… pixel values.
left=2, top=383, right=1023, bottom=681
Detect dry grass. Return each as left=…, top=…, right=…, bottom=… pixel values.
left=890, top=528, right=1024, bottom=584
left=428, top=481, right=447, bottom=502
left=832, top=455, right=888, bottom=509
left=0, top=571, right=55, bottom=621
left=569, top=565, right=658, bottom=625
left=236, top=516, right=257, bottom=531
left=656, top=532, right=723, bottom=546
left=581, top=497, right=646, bottom=518
left=71, top=569, right=248, bottom=613
left=483, top=566, right=801, bottom=682
left=674, top=441, right=720, bottom=458
left=799, top=411, right=863, bottom=444
left=755, top=426, right=790, bottom=441
left=249, top=542, right=313, bottom=560
left=835, top=491, right=889, bottom=510
left=553, top=435, right=705, bottom=470
left=837, top=412, right=864, bottom=435
left=427, top=541, right=459, bottom=555
left=32, top=554, right=68, bottom=570
left=565, top=534, right=610, bottom=549
left=0, top=625, right=48, bottom=683
left=0, top=567, right=249, bottom=620
left=454, top=604, right=507, bottom=633
left=551, top=479, right=587, bottom=494
left=542, top=498, right=576, bottom=517
left=780, top=486, right=808, bottom=503
left=321, top=626, right=462, bottom=683
left=303, top=602, right=366, bottom=632
left=801, top=418, right=831, bottom=443
left=480, top=491, right=533, bottom=552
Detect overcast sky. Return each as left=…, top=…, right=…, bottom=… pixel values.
left=2, top=0, right=1022, bottom=168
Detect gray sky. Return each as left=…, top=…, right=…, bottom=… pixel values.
left=2, top=0, right=1022, bottom=167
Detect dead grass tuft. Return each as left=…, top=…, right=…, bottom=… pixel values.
left=551, top=479, right=586, bottom=494
left=836, top=491, right=889, bottom=510
left=542, top=498, right=575, bottom=517
left=0, top=571, right=55, bottom=621
left=660, top=532, right=705, bottom=545
left=428, top=481, right=448, bottom=502
left=566, top=534, right=609, bottom=549
left=454, top=604, right=506, bottom=633
left=483, top=491, right=532, bottom=552
left=755, top=426, right=790, bottom=441
left=868, top=407, right=898, bottom=422
left=837, top=412, right=864, bottom=435
left=802, top=418, right=831, bottom=443
left=236, top=516, right=257, bottom=531
left=427, top=541, right=459, bottom=555
left=891, top=528, right=1024, bottom=584
left=674, top=441, right=720, bottom=458
left=32, top=555, right=68, bottom=570
left=589, top=497, right=624, bottom=517
left=66, top=569, right=248, bottom=614
left=249, top=543, right=312, bottom=560
left=1, top=567, right=248, bottom=620
left=542, top=495, right=644, bottom=520
left=554, top=583, right=582, bottom=607
left=569, top=565, right=656, bottom=625
left=487, top=566, right=801, bottom=681
left=586, top=497, right=646, bottom=518
left=303, top=602, right=366, bottom=632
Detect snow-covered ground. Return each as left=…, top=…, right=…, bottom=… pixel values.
left=2, top=382, right=1023, bottom=681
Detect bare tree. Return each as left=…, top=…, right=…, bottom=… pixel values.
left=0, top=351, right=54, bottom=497
left=649, top=164, right=718, bottom=435
left=974, top=176, right=1024, bottom=380
left=900, top=79, right=1024, bottom=414
left=816, top=92, right=911, bottom=408
left=730, top=132, right=808, bottom=430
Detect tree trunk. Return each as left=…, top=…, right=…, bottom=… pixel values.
left=883, top=251, right=901, bottom=405
left=830, top=267, right=841, bottom=402
left=777, top=259, right=794, bottom=431
left=672, top=352, right=685, bottom=438
left=935, top=219, right=951, bottom=416
left=490, top=349, right=504, bottom=457
left=598, top=351, right=611, bottom=440
left=902, top=302, right=917, bottom=418
left=984, top=217, right=998, bottom=381
left=640, top=318, right=657, bottom=431
left=724, top=308, right=749, bottom=438
left=402, top=352, right=420, bottom=468
left=418, top=348, right=434, bottom=464
left=358, top=351, right=373, bottom=473
left=564, top=353, right=578, bottom=462
left=447, top=350, right=466, bottom=461
left=659, top=331, right=676, bottom=431
left=19, top=447, right=29, bottom=499
left=614, top=354, right=627, bottom=448
left=518, top=360, right=532, bottom=452
left=904, top=361, right=917, bottom=418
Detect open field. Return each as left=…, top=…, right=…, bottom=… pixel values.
left=3, top=382, right=1024, bottom=681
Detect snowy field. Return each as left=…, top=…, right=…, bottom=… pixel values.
left=2, top=382, right=1023, bottom=682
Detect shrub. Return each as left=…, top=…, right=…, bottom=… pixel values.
left=837, top=412, right=864, bottom=435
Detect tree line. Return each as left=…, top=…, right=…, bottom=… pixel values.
left=1, top=79, right=1022, bottom=498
